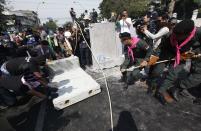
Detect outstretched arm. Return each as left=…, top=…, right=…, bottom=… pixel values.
left=144, top=27, right=169, bottom=40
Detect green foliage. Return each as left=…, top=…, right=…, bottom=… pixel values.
left=99, top=0, right=150, bottom=19
left=0, top=0, right=6, bottom=32
left=194, top=0, right=201, bottom=6
left=63, top=21, right=73, bottom=28
left=43, top=19, right=58, bottom=32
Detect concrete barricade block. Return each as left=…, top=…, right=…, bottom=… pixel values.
left=89, top=23, right=124, bottom=69
left=48, top=56, right=101, bottom=110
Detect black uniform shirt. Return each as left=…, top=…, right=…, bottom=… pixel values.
left=0, top=76, right=30, bottom=95
left=6, top=57, right=39, bottom=75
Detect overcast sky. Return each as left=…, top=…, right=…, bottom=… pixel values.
left=8, top=0, right=102, bottom=25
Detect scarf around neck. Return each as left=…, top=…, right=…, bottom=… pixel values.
left=170, top=27, right=196, bottom=67
left=127, top=37, right=140, bottom=62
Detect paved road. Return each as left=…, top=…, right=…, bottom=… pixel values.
left=1, top=68, right=201, bottom=131
left=0, top=96, right=41, bottom=131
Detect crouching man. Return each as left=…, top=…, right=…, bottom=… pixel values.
left=119, top=32, right=152, bottom=89
left=0, top=72, right=48, bottom=108
left=0, top=55, right=50, bottom=87
left=151, top=20, right=201, bottom=105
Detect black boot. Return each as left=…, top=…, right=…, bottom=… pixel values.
left=122, top=83, right=129, bottom=90
left=147, top=82, right=157, bottom=96
left=155, top=92, right=167, bottom=105
left=155, top=91, right=174, bottom=105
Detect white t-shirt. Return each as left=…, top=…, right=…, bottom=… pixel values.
left=119, top=18, right=132, bottom=33
left=84, top=12, right=90, bottom=20
left=64, top=31, right=72, bottom=38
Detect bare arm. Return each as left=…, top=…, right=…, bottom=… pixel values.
left=123, top=18, right=132, bottom=28
left=144, top=27, right=169, bottom=40
left=33, top=72, right=48, bottom=87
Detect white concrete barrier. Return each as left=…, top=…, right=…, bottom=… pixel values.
left=47, top=56, right=101, bottom=110
left=89, top=23, right=124, bottom=69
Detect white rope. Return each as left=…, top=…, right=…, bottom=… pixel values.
left=73, top=25, right=78, bottom=54
left=75, top=21, right=114, bottom=131
left=95, top=72, right=121, bottom=81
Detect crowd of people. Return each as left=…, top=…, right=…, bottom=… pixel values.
left=69, top=6, right=201, bottom=106
left=0, top=28, right=58, bottom=109
left=117, top=8, right=201, bottom=105
left=70, top=8, right=98, bottom=24
left=1, top=5, right=201, bottom=110
left=0, top=12, right=95, bottom=109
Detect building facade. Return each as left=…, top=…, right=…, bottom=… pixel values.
left=3, top=10, right=40, bottom=32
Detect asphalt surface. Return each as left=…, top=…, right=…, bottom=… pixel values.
left=1, top=67, right=201, bottom=131
left=0, top=96, right=41, bottom=131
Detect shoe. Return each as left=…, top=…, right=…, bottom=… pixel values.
left=156, top=92, right=167, bottom=105
left=156, top=92, right=174, bottom=105
left=147, top=87, right=154, bottom=96
left=170, top=88, right=180, bottom=101
left=81, top=66, right=86, bottom=70
left=122, top=83, right=128, bottom=90
left=147, top=83, right=157, bottom=96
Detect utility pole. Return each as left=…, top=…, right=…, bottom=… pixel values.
left=168, top=0, right=176, bottom=17
left=36, top=1, right=45, bottom=26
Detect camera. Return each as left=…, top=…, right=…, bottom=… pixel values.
left=133, top=18, right=145, bottom=30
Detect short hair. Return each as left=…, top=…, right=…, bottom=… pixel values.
left=123, top=9, right=128, bottom=12
left=31, top=55, right=47, bottom=66
left=119, top=32, right=131, bottom=39
left=173, top=19, right=194, bottom=34
left=161, top=14, right=169, bottom=20
left=142, top=12, right=151, bottom=18
left=58, top=27, right=64, bottom=32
